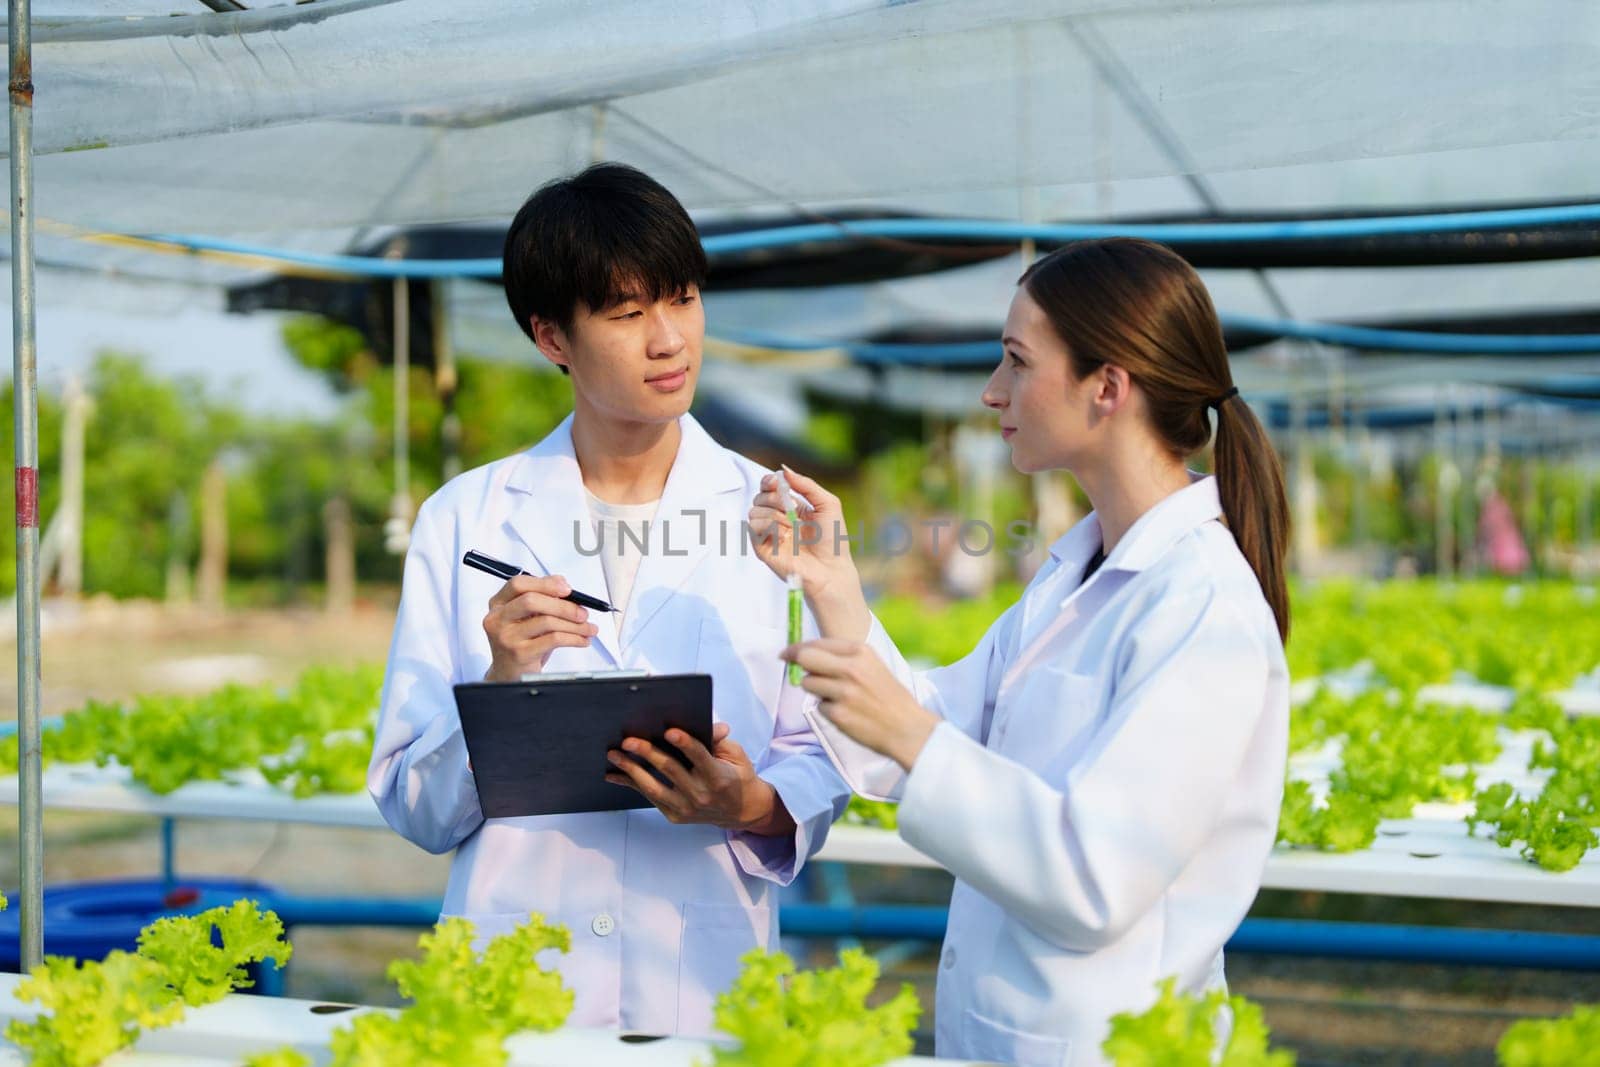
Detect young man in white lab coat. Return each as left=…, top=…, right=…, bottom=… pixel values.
left=368, top=164, right=882, bottom=1036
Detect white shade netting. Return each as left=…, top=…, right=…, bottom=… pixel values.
left=0, top=0, right=1594, bottom=430
left=1, top=0, right=1597, bottom=233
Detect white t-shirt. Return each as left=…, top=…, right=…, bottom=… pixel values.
left=583, top=489, right=661, bottom=626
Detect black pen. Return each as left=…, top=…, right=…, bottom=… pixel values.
left=461, top=550, right=617, bottom=613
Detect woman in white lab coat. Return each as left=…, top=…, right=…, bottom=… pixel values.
left=751, top=238, right=1292, bottom=1066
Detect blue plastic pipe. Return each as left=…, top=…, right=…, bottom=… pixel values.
left=142, top=202, right=1600, bottom=279
left=129, top=892, right=1600, bottom=996
left=192, top=894, right=1600, bottom=973
left=1228, top=918, right=1600, bottom=971
left=722, top=323, right=1600, bottom=360
left=780, top=904, right=949, bottom=942
left=206, top=891, right=444, bottom=930
left=772, top=908, right=1600, bottom=972
left=0, top=714, right=61, bottom=738
left=109, top=211, right=1600, bottom=355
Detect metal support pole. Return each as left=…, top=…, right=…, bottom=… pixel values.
left=9, top=0, right=44, bottom=971
left=383, top=264, right=413, bottom=556
left=1434, top=391, right=1456, bottom=579
left=393, top=275, right=409, bottom=512
left=1289, top=365, right=1315, bottom=575
left=1351, top=395, right=1369, bottom=564
left=57, top=375, right=86, bottom=596
left=1579, top=431, right=1595, bottom=566
left=1457, top=392, right=1478, bottom=577
left=431, top=280, right=461, bottom=483
left=1540, top=439, right=1557, bottom=576
left=160, top=818, right=177, bottom=892
left=815, top=862, right=862, bottom=953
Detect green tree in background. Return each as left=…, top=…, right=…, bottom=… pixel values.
left=2, top=353, right=237, bottom=598
left=279, top=314, right=574, bottom=500
left=5, top=319, right=1591, bottom=602
left=278, top=316, right=378, bottom=392
left=88, top=354, right=243, bottom=598
left=224, top=419, right=393, bottom=593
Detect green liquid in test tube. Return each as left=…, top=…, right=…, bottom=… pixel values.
left=779, top=471, right=804, bottom=685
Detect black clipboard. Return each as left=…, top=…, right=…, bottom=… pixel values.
left=454, top=672, right=715, bottom=818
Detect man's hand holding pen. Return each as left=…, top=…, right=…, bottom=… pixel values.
left=482, top=574, right=601, bottom=681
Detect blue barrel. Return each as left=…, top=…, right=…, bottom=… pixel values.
left=0, top=878, right=278, bottom=974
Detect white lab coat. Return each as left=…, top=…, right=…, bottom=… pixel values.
left=368, top=414, right=860, bottom=1037
left=814, top=476, right=1289, bottom=1067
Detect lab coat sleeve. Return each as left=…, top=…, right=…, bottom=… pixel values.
left=896, top=588, right=1271, bottom=952
left=804, top=604, right=1019, bottom=802
left=367, top=499, right=484, bottom=855
left=725, top=666, right=851, bottom=886
left=906, top=602, right=1017, bottom=742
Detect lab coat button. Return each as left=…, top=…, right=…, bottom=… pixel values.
left=591, top=913, right=616, bottom=937
left=941, top=946, right=956, bottom=970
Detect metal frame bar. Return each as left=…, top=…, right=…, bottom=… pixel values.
left=9, top=0, right=44, bottom=972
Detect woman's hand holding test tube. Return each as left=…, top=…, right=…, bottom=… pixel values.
left=748, top=466, right=872, bottom=642
left=776, top=473, right=806, bottom=685
left=750, top=467, right=939, bottom=769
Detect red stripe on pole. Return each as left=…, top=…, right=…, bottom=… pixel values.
left=15, top=467, right=37, bottom=528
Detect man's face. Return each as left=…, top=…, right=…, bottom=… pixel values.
left=538, top=283, right=704, bottom=425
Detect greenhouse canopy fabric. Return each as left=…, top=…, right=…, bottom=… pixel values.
left=4, top=0, right=1599, bottom=234
left=2, top=0, right=1598, bottom=420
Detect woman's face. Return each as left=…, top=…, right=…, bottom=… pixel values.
left=983, top=287, right=1100, bottom=474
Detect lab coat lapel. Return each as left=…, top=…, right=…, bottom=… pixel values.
left=1015, top=513, right=1103, bottom=654
left=621, top=415, right=745, bottom=650
left=1098, top=474, right=1224, bottom=574
left=1006, top=477, right=1225, bottom=686
left=503, top=415, right=622, bottom=665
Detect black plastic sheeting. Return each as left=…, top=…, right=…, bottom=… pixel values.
left=1261, top=393, right=1600, bottom=439
left=1222, top=309, right=1600, bottom=354
left=864, top=309, right=1600, bottom=360
left=225, top=201, right=1600, bottom=371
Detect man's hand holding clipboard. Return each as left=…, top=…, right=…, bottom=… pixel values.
left=604, top=721, right=793, bottom=834
left=462, top=551, right=795, bottom=835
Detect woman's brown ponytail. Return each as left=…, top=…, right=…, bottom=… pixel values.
left=1020, top=238, right=1292, bottom=642
left=1211, top=392, right=1291, bottom=641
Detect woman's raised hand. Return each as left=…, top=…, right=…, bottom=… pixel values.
left=748, top=466, right=854, bottom=594
left=749, top=466, right=872, bottom=639
left=779, top=637, right=939, bottom=771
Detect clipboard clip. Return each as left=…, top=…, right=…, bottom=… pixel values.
left=520, top=669, right=651, bottom=692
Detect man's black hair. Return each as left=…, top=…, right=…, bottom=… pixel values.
left=502, top=163, right=708, bottom=360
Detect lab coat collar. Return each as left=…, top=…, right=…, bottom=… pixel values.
left=1046, top=511, right=1105, bottom=577
left=504, top=411, right=742, bottom=498
left=1016, top=476, right=1222, bottom=663
left=503, top=413, right=745, bottom=660
left=1046, top=474, right=1222, bottom=577
left=617, top=413, right=747, bottom=644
